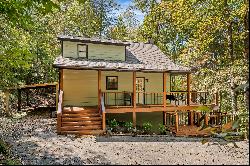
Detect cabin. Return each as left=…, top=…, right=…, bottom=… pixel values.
left=53, top=35, right=220, bottom=136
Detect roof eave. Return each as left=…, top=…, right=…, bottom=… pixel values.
left=57, top=36, right=130, bottom=46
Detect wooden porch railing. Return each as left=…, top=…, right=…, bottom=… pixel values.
left=102, top=91, right=133, bottom=107
left=101, top=91, right=218, bottom=107
left=137, top=92, right=164, bottom=106
left=166, top=110, right=236, bottom=131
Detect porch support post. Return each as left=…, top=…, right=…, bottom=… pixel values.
left=133, top=71, right=136, bottom=127
left=163, top=72, right=167, bottom=125
left=205, top=113, right=209, bottom=126
left=163, top=72, right=167, bottom=107
left=98, top=70, right=102, bottom=113
left=56, top=83, right=59, bottom=113
left=187, top=73, right=193, bottom=125
left=57, top=69, right=63, bottom=134
left=187, top=73, right=191, bottom=105
left=175, top=112, right=179, bottom=132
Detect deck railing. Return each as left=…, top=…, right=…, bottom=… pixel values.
left=137, top=92, right=164, bottom=106
left=101, top=91, right=217, bottom=107
left=102, top=91, right=133, bottom=107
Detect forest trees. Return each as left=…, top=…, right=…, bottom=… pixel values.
left=135, top=0, right=249, bottom=114
left=0, top=0, right=119, bottom=89
left=0, top=0, right=249, bottom=120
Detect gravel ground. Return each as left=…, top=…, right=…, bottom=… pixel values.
left=0, top=111, right=249, bottom=165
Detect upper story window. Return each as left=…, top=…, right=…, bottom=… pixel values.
left=77, top=44, right=88, bottom=58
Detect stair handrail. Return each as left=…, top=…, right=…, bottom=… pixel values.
left=101, top=93, right=105, bottom=113
left=57, top=90, right=63, bottom=114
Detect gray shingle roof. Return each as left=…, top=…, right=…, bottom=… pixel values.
left=53, top=41, right=190, bottom=72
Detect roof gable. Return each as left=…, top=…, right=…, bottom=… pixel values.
left=54, top=36, right=190, bottom=73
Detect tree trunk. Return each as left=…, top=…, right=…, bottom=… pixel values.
left=230, top=78, right=238, bottom=119
left=244, top=0, right=249, bottom=111
left=224, top=0, right=238, bottom=116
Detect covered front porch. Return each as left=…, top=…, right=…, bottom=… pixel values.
left=57, top=68, right=219, bottom=135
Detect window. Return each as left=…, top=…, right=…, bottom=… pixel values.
left=77, top=44, right=88, bottom=58
left=106, top=76, right=118, bottom=90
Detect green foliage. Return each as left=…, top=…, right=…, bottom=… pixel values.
left=109, top=119, right=119, bottom=131
left=232, top=119, right=240, bottom=130
left=158, top=124, right=166, bottom=134
left=194, top=105, right=212, bottom=112
left=124, top=121, right=133, bottom=132
left=0, top=139, right=9, bottom=156
left=107, top=6, right=140, bottom=40
left=4, top=159, right=21, bottom=165
left=142, top=122, right=153, bottom=134
left=135, top=0, right=249, bottom=129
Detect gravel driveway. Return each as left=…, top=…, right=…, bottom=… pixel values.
left=0, top=111, right=249, bottom=165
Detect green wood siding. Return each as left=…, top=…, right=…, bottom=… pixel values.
left=63, top=41, right=125, bottom=61
left=63, top=70, right=170, bottom=107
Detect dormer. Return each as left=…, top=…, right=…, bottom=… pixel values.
left=58, top=35, right=130, bottom=61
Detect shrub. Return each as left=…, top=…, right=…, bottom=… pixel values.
left=158, top=124, right=166, bottom=135
left=124, top=121, right=133, bottom=132
left=142, top=122, right=153, bottom=134
left=0, top=139, right=9, bottom=156
left=109, top=119, right=119, bottom=132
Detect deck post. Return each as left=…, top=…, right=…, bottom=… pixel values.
left=175, top=112, right=179, bottom=132
left=98, top=70, right=102, bottom=114
left=187, top=73, right=193, bottom=125
left=187, top=73, right=191, bottom=105
left=163, top=72, right=167, bottom=125
left=133, top=71, right=136, bottom=127
left=163, top=72, right=167, bottom=107
left=197, top=112, right=201, bottom=127
left=205, top=113, right=209, bottom=126
left=57, top=69, right=63, bottom=134
left=56, top=83, right=59, bottom=113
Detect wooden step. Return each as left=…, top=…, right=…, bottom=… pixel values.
left=60, top=125, right=102, bottom=131
left=62, top=113, right=100, bottom=118
left=62, top=117, right=102, bottom=122
left=60, top=130, right=105, bottom=135
left=63, top=110, right=99, bottom=114
left=62, top=121, right=102, bottom=126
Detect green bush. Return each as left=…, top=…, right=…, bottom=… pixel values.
left=5, top=159, right=21, bottom=165
left=124, top=121, right=133, bottom=132
left=0, top=139, right=9, bottom=156
left=142, top=122, right=153, bottom=134
left=109, top=119, right=119, bottom=132
left=158, top=124, right=166, bottom=134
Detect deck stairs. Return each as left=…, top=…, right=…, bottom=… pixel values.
left=60, top=107, right=104, bottom=135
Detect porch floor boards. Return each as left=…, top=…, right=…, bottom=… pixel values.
left=105, top=105, right=204, bottom=113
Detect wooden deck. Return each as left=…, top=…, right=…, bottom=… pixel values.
left=104, top=104, right=209, bottom=113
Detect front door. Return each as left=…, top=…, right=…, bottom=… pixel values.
left=136, top=77, right=145, bottom=104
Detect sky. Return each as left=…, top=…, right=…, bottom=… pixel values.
left=117, top=0, right=145, bottom=23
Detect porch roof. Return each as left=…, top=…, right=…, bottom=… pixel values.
left=53, top=40, right=191, bottom=73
